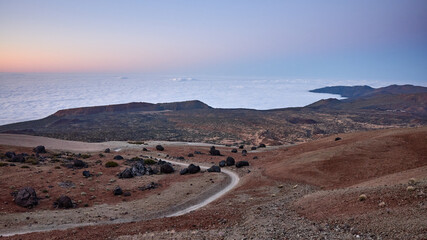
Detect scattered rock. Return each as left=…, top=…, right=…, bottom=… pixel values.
left=13, top=187, right=38, bottom=208
left=33, top=145, right=47, bottom=154
left=113, top=186, right=123, bottom=195
left=118, top=168, right=133, bottom=179
left=231, top=149, right=238, bottom=153
left=177, top=156, right=185, bottom=160
left=359, top=194, right=367, bottom=201
left=160, top=164, right=174, bottom=174
left=242, top=150, right=247, bottom=156
left=104, top=148, right=111, bottom=153
left=378, top=201, right=386, bottom=207
left=251, top=146, right=257, bottom=150
left=72, top=159, right=87, bottom=168
left=113, top=155, right=124, bottom=160
left=236, top=161, right=249, bottom=168
left=335, top=137, right=342, bottom=141
left=219, top=160, right=226, bottom=167
left=187, top=153, right=194, bottom=157
left=123, top=192, right=131, bottom=197
left=58, top=181, right=75, bottom=188
left=142, top=148, right=148, bottom=151
left=187, top=164, right=201, bottom=174
left=239, top=145, right=244, bottom=149
left=408, top=178, right=416, bottom=185
left=209, top=146, right=221, bottom=156
left=82, top=170, right=91, bottom=178
left=226, top=157, right=235, bottom=166
left=207, top=165, right=221, bottom=172
left=253, top=156, right=258, bottom=159
left=139, top=182, right=160, bottom=191
left=180, top=168, right=189, bottom=175
left=11, top=154, right=26, bottom=163
left=55, top=195, right=73, bottom=209
left=156, top=145, right=164, bottom=151
left=407, top=186, right=416, bottom=191
left=194, top=151, right=202, bottom=154
left=258, top=143, right=266, bottom=148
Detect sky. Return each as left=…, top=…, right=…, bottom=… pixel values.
left=1, top=0, right=427, bottom=82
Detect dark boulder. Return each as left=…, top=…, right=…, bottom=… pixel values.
left=251, top=146, right=257, bottom=150
left=73, top=159, right=87, bottom=168
left=187, top=153, right=194, bottom=157
left=118, top=168, right=134, bottom=178
left=55, top=195, right=73, bottom=209
left=187, top=164, right=201, bottom=174
left=13, top=187, right=38, bottom=208
left=113, top=155, right=124, bottom=160
left=231, top=149, right=238, bottom=153
left=239, top=145, right=244, bottom=149
left=209, top=146, right=221, bottom=156
left=104, top=148, right=111, bottom=153
left=258, top=143, right=266, bottom=148
left=219, top=160, right=226, bottom=167
left=177, top=156, right=185, bottom=160
left=226, top=157, right=235, bottom=166
left=33, top=146, right=46, bottom=154
left=5, top=151, right=16, bottom=158
left=113, top=186, right=123, bottom=195
left=335, top=137, right=342, bottom=141
left=236, top=161, right=249, bottom=168
left=160, top=164, right=174, bottom=174
left=82, top=170, right=91, bottom=178
left=242, top=150, right=247, bottom=156
left=253, top=156, right=258, bottom=159
left=207, top=165, right=221, bottom=173
left=139, top=182, right=160, bottom=191
left=142, top=148, right=148, bottom=151
left=11, top=154, right=26, bottom=163
left=180, top=168, right=189, bottom=175
left=130, top=162, right=146, bottom=176
left=156, top=145, right=164, bottom=151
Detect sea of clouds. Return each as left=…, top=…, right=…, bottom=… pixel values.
left=0, top=73, right=398, bottom=125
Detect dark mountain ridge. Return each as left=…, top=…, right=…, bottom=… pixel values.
left=0, top=85, right=425, bottom=145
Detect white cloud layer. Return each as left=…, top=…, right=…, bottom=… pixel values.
left=0, top=73, right=390, bottom=125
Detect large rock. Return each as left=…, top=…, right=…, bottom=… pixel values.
left=104, top=148, right=111, bottom=153
left=5, top=151, right=16, bottom=158
left=113, top=155, right=124, bottom=160
left=236, top=161, right=249, bottom=168
left=73, top=159, right=87, bottom=168
left=156, top=145, right=164, bottom=151
left=118, top=168, right=134, bottom=178
left=219, top=160, right=226, bottom=167
left=11, top=154, right=26, bottom=163
left=131, top=162, right=147, bottom=176
left=13, top=187, right=38, bottom=208
left=226, top=157, right=235, bottom=166
left=82, top=170, right=91, bottom=178
left=180, top=168, right=189, bottom=175
left=55, top=195, right=73, bottom=209
left=209, top=146, right=221, bottom=156
left=187, top=164, right=201, bottom=174
left=160, top=164, right=174, bottom=174
left=207, top=165, right=221, bottom=172
left=113, top=186, right=123, bottom=195
left=33, top=145, right=47, bottom=154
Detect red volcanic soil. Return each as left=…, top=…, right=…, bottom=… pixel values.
left=1, top=127, right=426, bottom=239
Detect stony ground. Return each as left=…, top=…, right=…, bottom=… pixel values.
left=0, top=127, right=426, bottom=239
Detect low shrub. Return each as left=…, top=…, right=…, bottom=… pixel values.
left=105, top=161, right=119, bottom=168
